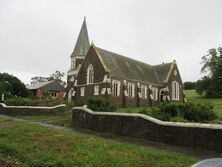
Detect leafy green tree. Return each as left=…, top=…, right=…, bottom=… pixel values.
left=49, top=70, right=65, bottom=80
left=0, top=73, right=29, bottom=99
left=183, top=81, right=196, bottom=90
left=30, top=70, right=66, bottom=87
left=196, top=47, right=222, bottom=97
left=48, top=70, right=66, bottom=87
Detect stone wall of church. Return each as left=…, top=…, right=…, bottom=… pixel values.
left=77, top=47, right=107, bottom=85
left=74, top=82, right=111, bottom=106
left=165, top=63, right=184, bottom=102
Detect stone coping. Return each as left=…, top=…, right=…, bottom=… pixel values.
left=73, top=106, right=222, bottom=130
left=0, top=103, right=66, bottom=109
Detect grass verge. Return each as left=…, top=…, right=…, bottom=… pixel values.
left=0, top=116, right=13, bottom=122
left=0, top=122, right=197, bottom=167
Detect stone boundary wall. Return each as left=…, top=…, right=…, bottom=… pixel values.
left=0, top=103, right=66, bottom=116
left=73, top=106, right=222, bottom=153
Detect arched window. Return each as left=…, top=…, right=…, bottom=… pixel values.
left=172, top=81, right=180, bottom=100
left=87, top=64, right=94, bottom=84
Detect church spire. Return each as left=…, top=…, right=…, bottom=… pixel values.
left=71, top=17, right=90, bottom=57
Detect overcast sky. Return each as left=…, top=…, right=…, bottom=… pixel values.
left=0, top=0, right=222, bottom=84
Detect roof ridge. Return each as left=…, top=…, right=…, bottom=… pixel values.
left=154, top=62, right=173, bottom=67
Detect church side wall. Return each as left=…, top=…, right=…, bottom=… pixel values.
left=110, top=77, right=161, bottom=108
left=74, top=83, right=111, bottom=106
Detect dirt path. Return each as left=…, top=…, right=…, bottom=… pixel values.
left=0, top=114, right=220, bottom=159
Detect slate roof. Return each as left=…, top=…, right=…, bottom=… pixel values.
left=154, top=62, right=173, bottom=83
left=96, top=47, right=173, bottom=85
left=71, top=18, right=90, bottom=57
left=26, top=80, right=66, bottom=92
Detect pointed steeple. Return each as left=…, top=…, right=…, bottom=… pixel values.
left=71, top=17, right=90, bottom=57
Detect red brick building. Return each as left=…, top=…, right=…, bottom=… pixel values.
left=27, top=80, right=66, bottom=100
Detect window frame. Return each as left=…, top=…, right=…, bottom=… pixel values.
left=128, top=83, right=135, bottom=98
left=112, top=80, right=120, bottom=96
left=172, top=81, right=180, bottom=100
left=94, top=85, right=99, bottom=95
left=87, top=64, right=94, bottom=84
left=141, top=85, right=147, bottom=99
left=152, top=87, right=158, bottom=101
left=80, top=87, right=85, bottom=96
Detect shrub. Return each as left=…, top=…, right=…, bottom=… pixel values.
left=182, top=103, right=216, bottom=122
left=86, top=97, right=117, bottom=112
left=5, top=97, right=35, bottom=106
left=150, top=107, right=172, bottom=121
left=158, top=102, right=216, bottom=122
left=169, top=116, right=188, bottom=123
left=65, top=101, right=74, bottom=112
left=4, top=97, right=66, bottom=107
left=159, top=102, right=178, bottom=117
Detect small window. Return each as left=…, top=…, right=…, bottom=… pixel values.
left=128, top=83, right=135, bottom=98
left=152, top=87, right=158, bottom=101
left=112, top=80, right=120, bottom=96
left=80, top=87, right=85, bottom=96
left=141, top=85, right=147, bottom=99
left=87, top=64, right=94, bottom=84
left=94, top=85, right=99, bottom=95
left=51, top=92, right=57, bottom=97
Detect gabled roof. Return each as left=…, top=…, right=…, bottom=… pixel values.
left=71, top=18, right=90, bottom=57
left=26, top=80, right=66, bottom=92
left=95, top=47, right=162, bottom=85
left=154, top=62, right=173, bottom=83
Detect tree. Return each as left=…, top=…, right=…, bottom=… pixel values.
left=29, top=70, right=66, bottom=87
left=49, top=70, right=65, bottom=81
left=48, top=70, right=66, bottom=87
left=30, top=76, right=48, bottom=85
left=196, top=47, right=222, bottom=97
left=0, top=73, right=29, bottom=99
left=183, top=81, right=196, bottom=90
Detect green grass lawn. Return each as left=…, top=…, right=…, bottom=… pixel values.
left=0, top=122, right=197, bottom=167
left=0, top=116, right=13, bottom=122
left=16, top=115, right=51, bottom=121
left=46, top=117, right=73, bottom=127
left=184, top=89, right=222, bottom=121
left=16, top=115, right=73, bottom=127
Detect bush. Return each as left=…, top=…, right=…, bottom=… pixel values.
left=5, top=97, right=36, bottom=106
left=182, top=103, right=216, bottom=122
left=86, top=97, right=117, bottom=112
left=169, top=116, right=188, bottom=123
left=4, top=97, right=67, bottom=107
left=65, top=101, right=74, bottom=112
left=158, top=102, right=216, bottom=122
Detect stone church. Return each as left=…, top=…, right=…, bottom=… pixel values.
left=67, top=18, right=184, bottom=107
